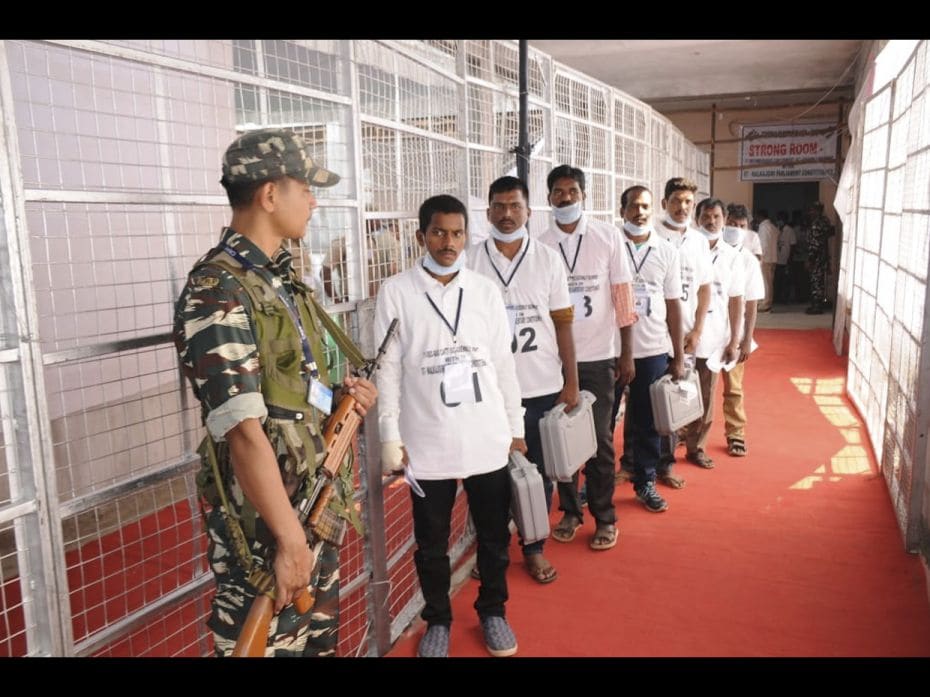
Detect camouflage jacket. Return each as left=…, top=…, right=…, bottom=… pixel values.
left=807, top=215, right=834, bottom=259
left=174, top=227, right=359, bottom=562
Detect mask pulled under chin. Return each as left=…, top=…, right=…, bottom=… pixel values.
left=622, top=221, right=651, bottom=238
left=422, top=251, right=464, bottom=275
left=552, top=202, right=583, bottom=225
left=489, top=225, right=528, bottom=242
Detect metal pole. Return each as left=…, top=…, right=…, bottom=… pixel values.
left=709, top=103, right=716, bottom=195
left=516, top=40, right=529, bottom=183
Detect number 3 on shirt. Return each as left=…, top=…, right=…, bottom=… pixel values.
left=571, top=292, right=593, bottom=319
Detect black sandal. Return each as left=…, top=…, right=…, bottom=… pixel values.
left=727, top=438, right=747, bottom=457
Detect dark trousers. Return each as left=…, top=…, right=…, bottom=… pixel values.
left=619, top=369, right=676, bottom=478
left=624, top=354, right=671, bottom=487
left=774, top=263, right=791, bottom=304
left=521, top=391, right=559, bottom=557
left=557, top=359, right=616, bottom=526
left=412, top=465, right=511, bottom=626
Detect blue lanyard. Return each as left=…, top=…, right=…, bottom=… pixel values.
left=222, top=243, right=320, bottom=380
left=425, top=287, right=464, bottom=342
left=558, top=234, right=583, bottom=274
left=625, top=241, right=653, bottom=276
left=484, top=238, right=530, bottom=289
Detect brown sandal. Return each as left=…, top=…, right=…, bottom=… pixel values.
left=589, top=523, right=618, bottom=551
left=524, top=554, right=558, bottom=584
left=686, top=449, right=715, bottom=469
left=551, top=513, right=582, bottom=543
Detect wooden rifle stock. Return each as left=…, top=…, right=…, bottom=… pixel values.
left=230, top=318, right=398, bottom=657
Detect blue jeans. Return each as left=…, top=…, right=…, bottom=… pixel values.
left=520, top=391, right=559, bottom=557
left=624, top=354, right=671, bottom=486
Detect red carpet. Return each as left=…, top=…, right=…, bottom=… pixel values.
left=388, top=329, right=930, bottom=657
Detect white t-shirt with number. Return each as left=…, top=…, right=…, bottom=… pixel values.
left=374, top=261, right=524, bottom=480
left=467, top=237, right=570, bottom=398
left=695, top=240, right=745, bottom=359
left=623, top=232, right=682, bottom=359
left=539, top=214, right=634, bottom=363
left=655, top=222, right=713, bottom=334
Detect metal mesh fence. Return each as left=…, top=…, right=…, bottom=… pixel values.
left=842, top=40, right=930, bottom=551
left=0, top=38, right=708, bottom=656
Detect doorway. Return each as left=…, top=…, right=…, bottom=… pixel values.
left=753, top=181, right=821, bottom=308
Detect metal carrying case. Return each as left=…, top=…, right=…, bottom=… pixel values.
left=539, top=390, right=597, bottom=483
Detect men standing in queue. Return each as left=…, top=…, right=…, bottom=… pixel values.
left=539, top=165, right=636, bottom=552
left=617, top=185, right=684, bottom=513
left=375, top=195, right=525, bottom=658
left=174, top=128, right=378, bottom=656
left=683, top=198, right=745, bottom=470
left=721, top=211, right=765, bottom=457
left=467, top=176, right=579, bottom=584
left=649, top=177, right=713, bottom=488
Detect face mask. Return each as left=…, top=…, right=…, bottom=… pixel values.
left=489, top=224, right=528, bottom=243
left=663, top=212, right=688, bottom=229
left=701, top=225, right=721, bottom=242
left=422, top=250, right=465, bottom=276
left=722, top=225, right=744, bottom=247
left=622, top=221, right=651, bottom=238
left=552, top=202, right=583, bottom=225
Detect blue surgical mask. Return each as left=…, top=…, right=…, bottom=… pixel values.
left=489, top=225, right=528, bottom=243
left=422, top=251, right=465, bottom=276
left=622, top=221, right=651, bottom=238
left=552, top=202, right=583, bottom=225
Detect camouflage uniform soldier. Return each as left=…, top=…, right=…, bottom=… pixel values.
left=804, top=201, right=835, bottom=315
left=174, top=128, right=377, bottom=657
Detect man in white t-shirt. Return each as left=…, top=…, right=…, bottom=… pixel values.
left=756, top=210, right=779, bottom=312
left=727, top=203, right=762, bottom=260
left=539, top=165, right=636, bottom=553
left=646, top=177, right=713, bottom=489
left=721, top=211, right=765, bottom=457
left=682, top=198, right=744, bottom=470
left=616, top=185, right=684, bottom=513
left=468, top=176, right=579, bottom=584
left=375, top=195, right=525, bottom=658
left=775, top=210, right=797, bottom=304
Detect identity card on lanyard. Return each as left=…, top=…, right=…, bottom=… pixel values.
left=222, top=243, right=333, bottom=415
left=425, top=287, right=476, bottom=404
left=627, top=242, right=653, bottom=317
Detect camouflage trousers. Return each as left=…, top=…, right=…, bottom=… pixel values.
left=809, top=254, right=828, bottom=305
left=205, top=508, right=340, bottom=657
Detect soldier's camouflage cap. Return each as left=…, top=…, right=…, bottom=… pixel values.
left=221, top=127, right=340, bottom=188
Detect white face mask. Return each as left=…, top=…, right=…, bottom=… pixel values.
left=622, top=221, right=651, bottom=238
left=552, top=201, right=583, bottom=225
left=722, top=225, right=745, bottom=247
left=489, top=224, right=528, bottom=243
left=701, top=225, right=721, bottom=242
left=421, top=250, right=465, bottom=275
left=663, top=212, right=688, bottom=229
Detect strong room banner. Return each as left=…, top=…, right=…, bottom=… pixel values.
left=739, top=123, right=838, bottom=181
